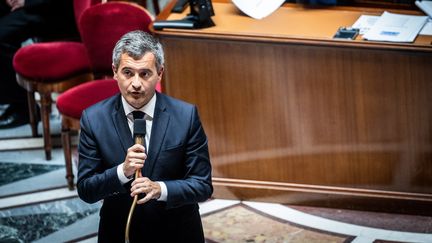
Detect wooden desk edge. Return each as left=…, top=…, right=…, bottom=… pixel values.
left=152, top=0, right=432, bottom=52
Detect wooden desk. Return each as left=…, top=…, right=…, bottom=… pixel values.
left=154, top=1, right=432, bottom=214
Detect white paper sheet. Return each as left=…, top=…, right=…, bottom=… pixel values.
left=362, top=11, right=428, bottom=42
left=351, top=15, right=380, bottom=35
left=231, top=0, right=285, bottom=19
left=420, top=18, right=432, bottom=35
left=416, top=0, right=432, bottom=18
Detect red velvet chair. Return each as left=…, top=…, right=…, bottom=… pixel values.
left=12, top=0, right=102, bottom=160
left=56, top=2, right=155, bottom=190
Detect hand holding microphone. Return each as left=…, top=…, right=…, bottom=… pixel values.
left=122, top=144, right=146, bottom=178
left=123, top=119, right=147, bottom=177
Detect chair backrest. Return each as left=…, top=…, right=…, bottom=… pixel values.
left=73, top=0, right=102, bottom=25
left=79, top=2, right=154, bottom=77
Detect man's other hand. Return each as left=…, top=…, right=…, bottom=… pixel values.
left=131, top=173, right=162, bottom=204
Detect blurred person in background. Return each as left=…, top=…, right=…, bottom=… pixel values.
left=0, top=0, right=77, bottom=128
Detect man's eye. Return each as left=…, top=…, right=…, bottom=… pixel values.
left=140, top=72, right=150, bottom=78
left=123, top=70, right=133, bottom=77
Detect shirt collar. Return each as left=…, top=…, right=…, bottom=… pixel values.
left=121, top=93, right=156, bottom=119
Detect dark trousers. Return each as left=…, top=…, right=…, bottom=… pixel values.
left=0, top=43, right=24, bottom=105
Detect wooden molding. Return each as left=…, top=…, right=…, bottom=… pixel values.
left=213, top=177, right=432, bottom=202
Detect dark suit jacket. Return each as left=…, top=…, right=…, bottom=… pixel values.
left=77, top=92, right=213, bottom=243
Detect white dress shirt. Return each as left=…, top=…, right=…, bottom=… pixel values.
left=116, top=94, right=167, bottom=201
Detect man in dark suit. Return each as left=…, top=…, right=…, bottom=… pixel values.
left=77, top=30, right=213, bottom=242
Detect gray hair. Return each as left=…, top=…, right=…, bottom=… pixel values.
left=112, top=30, right=164, bottom=72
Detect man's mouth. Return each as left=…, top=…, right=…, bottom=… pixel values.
left=131, top=91, right=142, bottom=95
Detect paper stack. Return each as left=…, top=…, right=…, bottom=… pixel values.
left=362, top=11, right=428, bottom=42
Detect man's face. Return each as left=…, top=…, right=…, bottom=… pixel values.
left=113, top=52, right=163, bottom=109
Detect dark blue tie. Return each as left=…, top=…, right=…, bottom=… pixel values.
left=132, top=110, right=145, bottom=120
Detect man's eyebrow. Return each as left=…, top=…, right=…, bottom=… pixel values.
left=120, top=67, right=153, bottom=72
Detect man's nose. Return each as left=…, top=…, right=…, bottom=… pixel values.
left=131, top=75, right=141, bottom=88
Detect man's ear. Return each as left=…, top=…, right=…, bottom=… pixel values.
left=158, top=66, right=164, bottom=77
left=112, top=64, right=117, bottom=79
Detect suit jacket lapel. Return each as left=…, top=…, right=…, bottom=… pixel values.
left=143, top=93, right=170, bottom=177
left=111, top=94, right=134, bottom=154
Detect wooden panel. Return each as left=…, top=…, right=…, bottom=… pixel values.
left=155, top=1, right=432, bottom=213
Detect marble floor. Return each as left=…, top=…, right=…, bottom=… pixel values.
left=1, top=108, right=432, bottom=243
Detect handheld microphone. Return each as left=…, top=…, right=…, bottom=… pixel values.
left=133, top=119, right=146, bottom=146
left=125, top=119, right=146, bottom=243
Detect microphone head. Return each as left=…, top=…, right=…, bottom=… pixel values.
left=133, top=119, right=146, bottom=136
